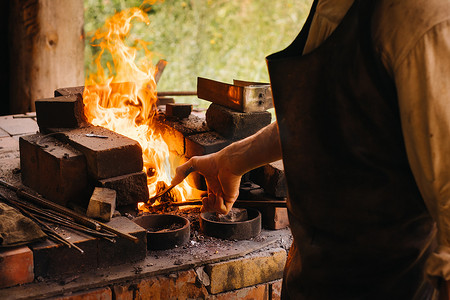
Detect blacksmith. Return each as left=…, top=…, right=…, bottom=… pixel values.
left=172, top=0, right=450, bottom=298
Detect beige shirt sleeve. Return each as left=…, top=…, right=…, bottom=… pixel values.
left=394, top=19, right=450, bottom=280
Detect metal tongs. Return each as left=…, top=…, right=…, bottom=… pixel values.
left=148, top=166, right=195, bottom=203
left=148, top=184, right=177, bottom=203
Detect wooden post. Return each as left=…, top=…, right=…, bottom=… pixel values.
left=9, top=0, right=84, bottom=114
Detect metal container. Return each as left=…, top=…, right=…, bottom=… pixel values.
left=133, top=214, right=190, bottom=250
left=200, top=208, right=261, bottom=240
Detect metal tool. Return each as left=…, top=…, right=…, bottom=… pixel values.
left=156, top=91, right=197, bottom=97
left=148, top=184, right=176, bottom=203
left=169, top=199, right=286, bottom=207
left=85, top=133, right=108, bottom=139
left=197, top=77, right=273, bottom=112
left=0, top=179, right=138, bottom=243
left=148, top=166, right=195, bottom=203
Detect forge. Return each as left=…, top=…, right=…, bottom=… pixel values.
left=0, top=4, right=292, bottom=298
left=0, top=81, right=292, bottom=299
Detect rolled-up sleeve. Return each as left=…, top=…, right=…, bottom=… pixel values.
left=394, top=20, right=450, bottom=280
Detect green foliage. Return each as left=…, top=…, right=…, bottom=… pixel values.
left=84, top=0, right=312, bottom=107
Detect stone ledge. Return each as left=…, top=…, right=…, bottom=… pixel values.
left=0, top=115, right=39, bottom=137
left=0, top=229, right=291, bottom=300
left=53, top=287, right=112, bottom=300
left=205, top=247, right=287, bottom=294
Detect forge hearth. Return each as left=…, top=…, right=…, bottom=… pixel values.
left=0, top=80, right=292, bottom=299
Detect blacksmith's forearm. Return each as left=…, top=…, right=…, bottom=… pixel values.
left=219, top=121, right=282, bottom=176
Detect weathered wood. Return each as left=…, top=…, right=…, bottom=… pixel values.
left=9, top=0, right=84, bottom=114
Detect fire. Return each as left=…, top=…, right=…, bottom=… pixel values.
left=83, top=1, right=193, bottom=207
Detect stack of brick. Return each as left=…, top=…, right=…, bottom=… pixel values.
left=155, top=76, right=272, bottom=160
left=30, top=216, right=146, bottom=279
left=19, top=86, right=149, bottom=210
left=194, top=77, right=287, bottom=229
left=247, top=160, right=289, bottom=229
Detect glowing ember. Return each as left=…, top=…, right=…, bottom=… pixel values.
left=83, top=1, right=193, bottom=207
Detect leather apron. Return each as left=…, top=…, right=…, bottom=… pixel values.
left=266, top=1, right=436, bottom=299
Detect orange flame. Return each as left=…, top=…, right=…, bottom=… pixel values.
left=83, top=2, right=192, bottom=206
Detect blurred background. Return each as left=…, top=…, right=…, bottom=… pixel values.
left=84, top=0, right=312, bottom=108
left=1, top=0, right=312, bottom=115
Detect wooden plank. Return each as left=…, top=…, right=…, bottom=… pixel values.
left=197, top=77, right=244, bottom=112
left=9, top=0, right=84, bottom=113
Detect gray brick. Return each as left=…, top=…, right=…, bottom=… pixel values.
left=206, top=104, right=271, bottom=139
left=165, top=103, right=192, bottom=119
left=250, top=160, right=287, bottom=198
left=35, top=94, right=87, bottom=129
left=54, top=85, right=84, bottom=97
left=19, top=133, right=91, bottom=207
left=30, top=228, right=98, bottom=278
left=97, top=216, right=147, bottom=267
left=99, top=171, right=149, bottom=207
left=154, top=114, right=209, bottom=156
left=0, top=128, right=9, bottom=138
left=44, top=125, right=143, bottom=180
left=185, top=131, right=230, bottom=158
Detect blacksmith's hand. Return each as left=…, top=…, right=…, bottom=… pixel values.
left=171, top=152, right=241, bottom=214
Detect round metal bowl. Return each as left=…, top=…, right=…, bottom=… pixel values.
left=133, top=214, right=190, bottom=250
left=200, top=208, right=261, bottom=240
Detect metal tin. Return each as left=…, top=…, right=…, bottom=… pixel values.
left=200, top=208, right=261, bottom=240
left=133, top=214, right=190, bottom=250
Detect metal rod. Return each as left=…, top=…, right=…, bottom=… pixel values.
left=157, top=91, right=197, bottom=97
left=153, top=198, right=287, bottom=209
left=45, top=230, right=85, bottom=254
left=0, top=179, right=100, bottom=230
left=96, top=221, right=138, bottom=243
left=2, top=196, right=84, bottom=254
left=154, top=59, right=167, bottom=84
left=148, top=184, right=176, bottom=203
left=12, top=115, right=36, bottom=119
left=36, top=214, right=116, bottom=240
left=234, top=199, right=287, bottom=207
left=172, top=199, right=286, bottom=207
left=0, top=179, right=138, bottom=243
